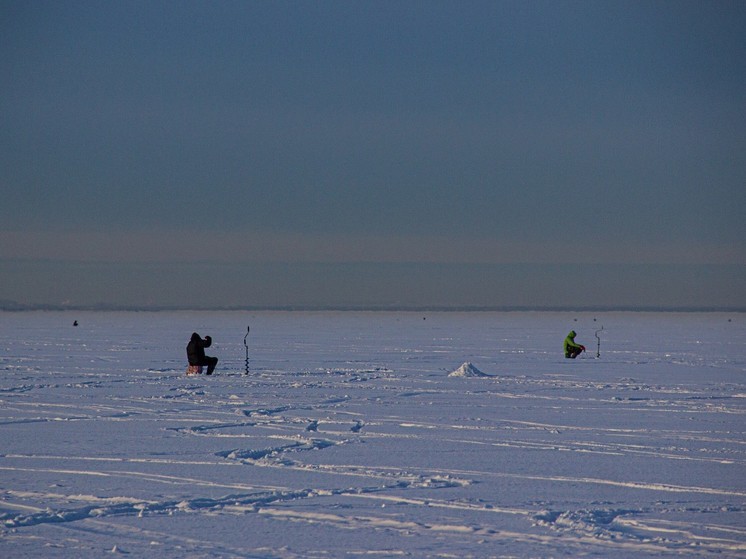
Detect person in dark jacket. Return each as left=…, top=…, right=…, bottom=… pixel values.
left=187, top=332, right=218, bottom=375
left=564, top=330, right=586, bottom=358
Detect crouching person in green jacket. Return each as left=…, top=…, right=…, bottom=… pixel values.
left=564, top=330, right=585, bottom=359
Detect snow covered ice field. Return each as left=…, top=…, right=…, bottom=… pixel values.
left=0, top=311, right=744, bottom=558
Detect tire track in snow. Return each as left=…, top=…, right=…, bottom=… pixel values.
left=256, top=505, right=745, bottom=556
left=1, top=487, right=324, bottom=529
left=533, top=507, right=746, bottom=554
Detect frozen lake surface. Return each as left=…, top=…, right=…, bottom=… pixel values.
left=1, top=311, right=744, bottom=558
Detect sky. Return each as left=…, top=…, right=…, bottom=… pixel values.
left=1, top=0, right=745, bottom=310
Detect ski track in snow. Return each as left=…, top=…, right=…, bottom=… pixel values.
left=0, top=311, right=745, bottom=558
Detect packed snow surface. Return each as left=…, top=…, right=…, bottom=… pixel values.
left=0, top=311, right=744, bottom=558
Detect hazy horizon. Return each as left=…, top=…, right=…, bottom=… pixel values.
left=2, top=1, right=744, bottom=309
left=2, top=259, right=744, bottom=311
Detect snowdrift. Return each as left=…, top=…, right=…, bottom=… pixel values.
left=448, top=361, right=490, bottom=377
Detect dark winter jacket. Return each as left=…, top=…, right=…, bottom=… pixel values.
left=187, top=333, right=212, bottom=365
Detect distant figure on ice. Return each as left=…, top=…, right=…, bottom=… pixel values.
left=564, top=330, right=586, bottom=359
left=186, top=332, right=218, bottom=375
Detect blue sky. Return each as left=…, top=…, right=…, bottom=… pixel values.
left=1, top=1, right=744, bottom=309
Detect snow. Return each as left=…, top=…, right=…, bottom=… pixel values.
left=0, top=310, right=744, bottom=558
left=448, top=362, right=489, bottom=377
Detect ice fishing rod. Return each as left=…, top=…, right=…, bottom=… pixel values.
left=595, top=325, right=604, bottom=358
left=243, top=326, right=250, bottom=375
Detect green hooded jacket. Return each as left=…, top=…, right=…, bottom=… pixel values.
left=564, top=330, right=582, bottom=357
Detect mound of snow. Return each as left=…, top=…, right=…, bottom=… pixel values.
left=448, top=362, right=489, bottom=377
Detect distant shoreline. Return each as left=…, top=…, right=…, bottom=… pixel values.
left=1, top=303, right=744, bottom=313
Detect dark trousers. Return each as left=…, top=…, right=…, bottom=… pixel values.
left=197, top=356, right=218, bottom=374
left=565, top=348, right=583, bottom=359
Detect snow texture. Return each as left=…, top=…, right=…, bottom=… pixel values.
left=0, top=311, right=744, bottom=558
left=448, top=361, right=489, bottom=377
